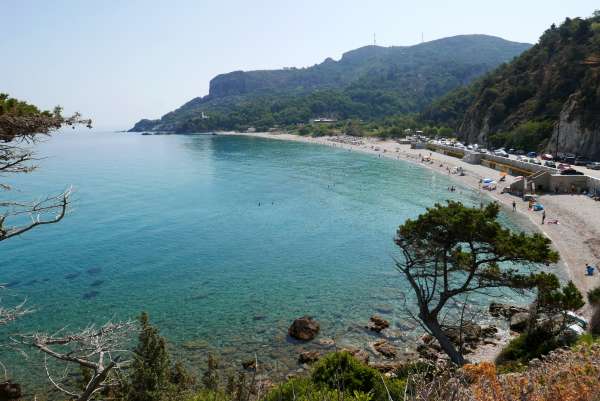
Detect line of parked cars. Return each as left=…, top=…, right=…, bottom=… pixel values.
left=431, top=139, right=600, bottom=173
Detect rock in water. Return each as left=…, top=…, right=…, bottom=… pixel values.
left=242, top=359, right=256, bottom=370
left=298, top=351, right=320, bottom=364
left=373, top=340, right=397, bottom=358
left=489, top=302, right=528, bottom=319
left=367, top=315, right=390, bottom=332
left=288, top=316, right=320, bottom=341
left=0, top=381, right=21, bottom=399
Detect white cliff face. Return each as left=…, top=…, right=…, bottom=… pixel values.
left=546, top=97, right=600, bottom=160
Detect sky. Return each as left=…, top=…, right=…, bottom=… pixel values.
left=1, top=1, right=598, bottom=130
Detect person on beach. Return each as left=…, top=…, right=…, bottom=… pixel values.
left=542, top=210, right=546, bottom=224
left=586, top=263, right=595, bottom=276
left=512, top=200, right=516, bottom=211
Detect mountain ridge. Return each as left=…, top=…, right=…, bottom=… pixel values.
left=130, top=34, right=531, bottom=133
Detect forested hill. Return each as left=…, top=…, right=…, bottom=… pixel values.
left=130, top=35, right=530, bottom=133
left=423, top=13, right=600, bottom=159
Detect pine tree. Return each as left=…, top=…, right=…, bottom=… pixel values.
left=126, top=312, right=173, bottom=401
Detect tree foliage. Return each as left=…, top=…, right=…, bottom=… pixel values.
left=394, top=201, right=559, bottom=365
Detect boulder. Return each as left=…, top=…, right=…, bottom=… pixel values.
left=489, top=302, right=528, bottom=319
left=317, top=338, right=336, bottom=347
left=0, top=381, right=21, bottom=400
left=369, top=361, right=404, bottom=373
left=367, top=315, right=390, bottom=332
left=288, top=316, right=320, bottom=341
left=509, top=312, right=530, bottom=332
left=298, top=351, right=320, bottom=364
left=242, top=359, right=256, bottom=370
left=443, top=323, right=482, bottom=345
left=373, top=340, right=397, bottom=358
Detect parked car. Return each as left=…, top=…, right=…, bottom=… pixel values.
left=565, top=156, right=576, bottom=164
left=574, top=156, right=590, bottom=166
left=544, top=161, right=557, bottom=168
left=587, top=162, right=600, bottom=170
left=528, top=158, right=541, bottom=165
left=558, top=163, right=572, bottom=171
left=527, top=151, right=538, bottom=158
left=494, top=149, right=509, bottom=157
left=541, top=154, right=554, bottom=160
left=478, top=148, right=488, bottom=154
left=515, top=150, right=525, bottom=155
left=561, top=168, right=584, bottom=175
left=508, top=148, right=516, bottom=154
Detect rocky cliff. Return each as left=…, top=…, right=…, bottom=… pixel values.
left=424, top=13, right=600, bottom=159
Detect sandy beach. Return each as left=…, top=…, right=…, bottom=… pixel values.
left=221, top=131, right=600, bottom=319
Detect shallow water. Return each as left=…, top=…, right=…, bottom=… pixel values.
left=0, top=132, right=553, bottom=387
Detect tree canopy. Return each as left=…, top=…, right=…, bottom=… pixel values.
left=394, top=201, right=559, bottom=365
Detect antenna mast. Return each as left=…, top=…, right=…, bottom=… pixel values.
left=373, top=33, right=377, bottom=46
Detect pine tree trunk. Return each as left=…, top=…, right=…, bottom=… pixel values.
left=423, top=317, right=465, bottom=365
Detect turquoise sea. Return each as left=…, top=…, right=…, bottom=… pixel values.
left=0, top=132, right=551, bottom=387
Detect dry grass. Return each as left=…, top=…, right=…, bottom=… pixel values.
left=404, top=343, right=600, bottom=401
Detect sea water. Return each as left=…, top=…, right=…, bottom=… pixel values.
left=0, top=132, right=548, bottom=388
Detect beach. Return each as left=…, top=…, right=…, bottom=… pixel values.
left=221, top=132, right=600, bottom=319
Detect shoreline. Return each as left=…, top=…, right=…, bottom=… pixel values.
left=220, top=131, right=600, bottom=318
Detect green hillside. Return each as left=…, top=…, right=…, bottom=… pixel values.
left=422, top=12, right=600, bottom=158
left=130, top=35, right=530, bottom=133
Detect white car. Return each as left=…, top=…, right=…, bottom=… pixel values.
left=494, top=149, right=509, bottom=157
left=587, top=162, right=600, bottom=170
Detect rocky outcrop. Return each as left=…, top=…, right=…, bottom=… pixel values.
left=367, top=315, right=390, bottom=333
left=417, top=324, right=499, bottom=360
left=489, top=302, right=528, bottom=319
left=372, top=340, right=397, bottom=358
left=546, top=95, right=600, bottom=160
left=288, top=316, right=320, bottom=341
left=298, top=350, right=321, bottom=364
left=509, top=312, right=530, bottom=332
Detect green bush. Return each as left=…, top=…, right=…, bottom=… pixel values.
left=496, top=326, right=563, bottom=365
left=587, top=286, right=600, bottom=305
left=311, top=352, right=379, bottom=394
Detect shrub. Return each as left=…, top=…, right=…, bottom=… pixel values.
left=587, top=286, right=600, bottom=305
left=496, top=326, right=563, bottom=365
left=311, top=352, right=379, bottom=394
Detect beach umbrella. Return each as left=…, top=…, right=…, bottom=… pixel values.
left=499, top=172, right=507, bottom=177
left=483, top=178, right=493, bottom=183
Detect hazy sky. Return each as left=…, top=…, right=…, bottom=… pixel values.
left=1, top=1, right=598, bottom=130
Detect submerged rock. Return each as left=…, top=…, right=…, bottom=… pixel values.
left=242, top=359, right=256, bottom=370
left=298, top=351, right=320, bottom=364
left=82, top=291, right=99, bottom=300
left=288, top=316, right=320, bottom=341
left=367, top=315, right=390, bottom=332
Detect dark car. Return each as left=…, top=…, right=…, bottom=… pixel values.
left=565, top=156, right=576, bottom=165
left=515, top=150, right=525, bottom=155
left=574, top=156, right=590, bottom=166
left=527, top=151, right=538, bottom=158
left=560, top=168, right=584, bottom=175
